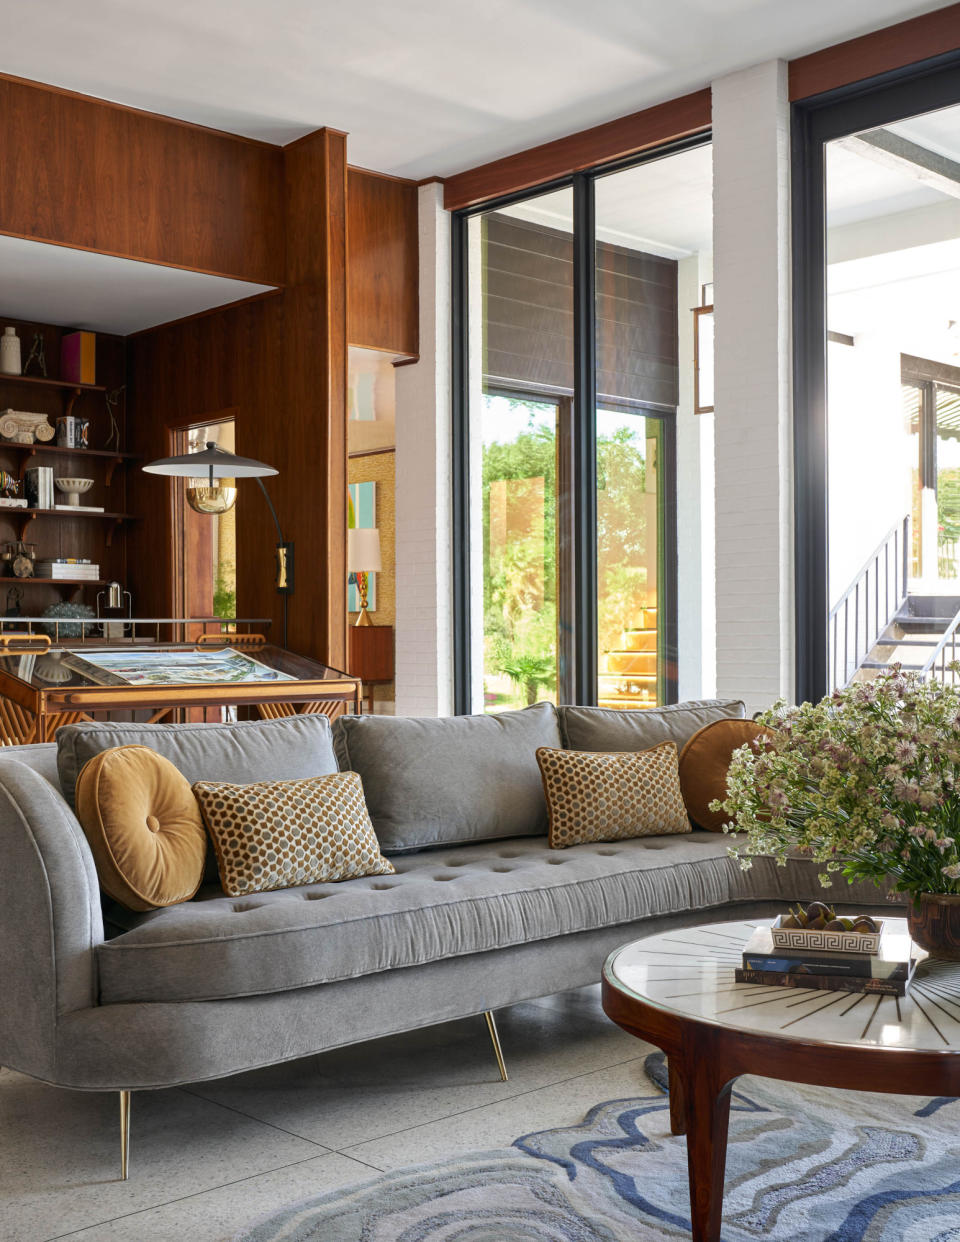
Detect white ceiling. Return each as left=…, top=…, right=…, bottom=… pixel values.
left=501, top=142, right=714, bottom=258
left=500, top=103, right=960, bottom=260
left=1, top=0, right=955, bottom=179
left=0, top=236, right=275, bottom=335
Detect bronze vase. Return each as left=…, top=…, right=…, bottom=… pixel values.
left=907, top=893, right=960, bottom=961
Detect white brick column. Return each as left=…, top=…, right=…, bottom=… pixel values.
left=394, top=182, right=454, bottom=717
left=712, top=60, right=794, bottom=713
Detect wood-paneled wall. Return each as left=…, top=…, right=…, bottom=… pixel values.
left=0, top=74, right=284, bottom=285
left=129, top=131, right=350, bottom=668
left=347, top=169, right=418, bottom=356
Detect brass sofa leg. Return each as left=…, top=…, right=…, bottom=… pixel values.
left=484, top=1010, right=508, bottom=1082
left=119, top=1090, right=131, bottom=1180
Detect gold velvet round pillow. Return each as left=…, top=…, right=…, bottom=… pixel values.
left=75, top=745, right=207, bottom=910
left=678, top=719, right=768, bottom=832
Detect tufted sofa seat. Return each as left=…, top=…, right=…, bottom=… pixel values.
left=99, top=833, right=892, bottom=1005
left=0, top=699, right=901, bottom=1131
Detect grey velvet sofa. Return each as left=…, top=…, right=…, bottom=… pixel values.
left=0, top=699, right=898, bottom=1178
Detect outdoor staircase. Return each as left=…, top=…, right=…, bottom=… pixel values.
left=855, top=594, right=960, bottom=682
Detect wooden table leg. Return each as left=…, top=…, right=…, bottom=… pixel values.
left=681, top=1054, right=734, bottom=1242
left=668, top=1056, right=686, bottom=1135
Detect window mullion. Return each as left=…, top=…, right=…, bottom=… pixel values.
left=572, top=173, right=598, bottom=705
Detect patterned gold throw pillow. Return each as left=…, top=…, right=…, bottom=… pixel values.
left=536, top=743, right=690, bottom=849
left=193, top=772, right=394, bottom=897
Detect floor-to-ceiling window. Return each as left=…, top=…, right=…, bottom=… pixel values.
left=453, top=139, right=712, bottom=713
left=794, top=61, right=960, bottom=700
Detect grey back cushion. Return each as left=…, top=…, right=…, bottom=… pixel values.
left=333, top=701, right=561, bottom=853
left=56, top=714, right=338, bottom=810
left=558, top=699, right=746, bottom=752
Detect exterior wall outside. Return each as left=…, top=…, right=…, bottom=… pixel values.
left=712, top=60, right=794, bottom=715
left=827, top=334, right=909, bottom=608
left=394, top=182, right=454, bottom=717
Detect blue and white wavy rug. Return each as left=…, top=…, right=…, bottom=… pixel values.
left=234, top=1053, right=960, bottom=1241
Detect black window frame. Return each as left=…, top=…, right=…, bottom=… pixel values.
left=451, top=136, right=705, bottom=714
left=792, top=51, right=960, bottom=704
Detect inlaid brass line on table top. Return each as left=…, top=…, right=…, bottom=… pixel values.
left=715, top=990, right=821, bottom=1014
left=859, top=996, right=884, bottom=1041
left=779, top=990, right=849, bottom=1030
left=695, top=930, right=758, bottom=945
left=839, top=992, right=870, bottom=1018
left=662, top=985, right=790, bottom=999
left=782, top=988, right=848, bottom=1010
left=916, top=974, right=960, bottom=1000
left=908, top=989, right=951, bottom=1044
left=909, top=980, right=960, bottom=1017
left=627, top=949, right=743, bottom=962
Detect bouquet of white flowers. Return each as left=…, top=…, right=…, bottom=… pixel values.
left=713, top=667, right=960, bottom=900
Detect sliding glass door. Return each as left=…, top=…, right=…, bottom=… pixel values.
left=454, top=138, right=711, bottom=713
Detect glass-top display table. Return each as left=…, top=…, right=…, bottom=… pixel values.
left=603, top=918, right=960, bottom=1242
left=0, top=629, right=360, bottom=743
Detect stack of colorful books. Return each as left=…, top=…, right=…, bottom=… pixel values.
left=735, top=924, right=920, bottom=996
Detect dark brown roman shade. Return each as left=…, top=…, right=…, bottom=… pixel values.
left=482, top=213, right=678, bottom=409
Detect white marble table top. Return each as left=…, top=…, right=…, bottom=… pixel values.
left=605, top=919, right=960, bottom=1053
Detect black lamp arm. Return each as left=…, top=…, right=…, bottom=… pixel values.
left=255, top=476, right=285, bottom=544
left=255, top=476, right=294, bottom=599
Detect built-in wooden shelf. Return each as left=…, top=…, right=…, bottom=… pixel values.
left=13, top=508, right=133, bottom=520
left=5, top=578, right=108, bottom=587
left=0, top=372, right=106, bottom=394
left=0, top=443, right=140, bottom=485
left=1, top=444, right=138, bottom=460
left=0, top=508, right=138, bottom=546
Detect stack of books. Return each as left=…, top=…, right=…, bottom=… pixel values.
left=35, top=559, right=100, bottom=580
left=735, top=924, right=920, bottom=996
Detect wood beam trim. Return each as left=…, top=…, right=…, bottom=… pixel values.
left=347, top=163, right=419, bottom=186
left=126, top=289, right=284, bottom=339
left=442, top=89, right=711, bottom=211
left=0, top=70, right=282, bottom=149
left=0, top=75, right=285, bottom=286
left=789, top=4, right=960, bottom=101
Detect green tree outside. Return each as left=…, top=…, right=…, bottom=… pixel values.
left=481, top=397, right=650, bottom=711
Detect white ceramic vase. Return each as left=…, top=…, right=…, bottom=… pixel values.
left=0, top=327, right=21, bottom=376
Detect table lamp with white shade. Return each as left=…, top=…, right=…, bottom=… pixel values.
left=348, top=528, right=381, bottom=627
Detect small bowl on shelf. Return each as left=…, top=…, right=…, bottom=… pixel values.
left=54, top=477, right=94, bottom=507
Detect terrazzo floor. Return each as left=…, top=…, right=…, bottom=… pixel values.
left=0, top=985, right=655, bottom=1242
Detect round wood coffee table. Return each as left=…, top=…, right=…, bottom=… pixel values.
left=602, top=918, right=960, bottom=1242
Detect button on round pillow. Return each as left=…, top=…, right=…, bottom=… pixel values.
left=75, top=744, right=207, bottom=910
left=678, top=719, right=768, bottom=832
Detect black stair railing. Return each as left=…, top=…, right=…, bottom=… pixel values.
left=828, top=515, right=910, bottom=691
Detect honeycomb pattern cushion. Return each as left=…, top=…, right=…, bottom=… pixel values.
left=75, top=745, right=207, bottom=911
left=536, top=743, right=690, bottom=849
left=193, top=772, right=395, bottom=897
left=678, top=718, right=769, bottom=831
